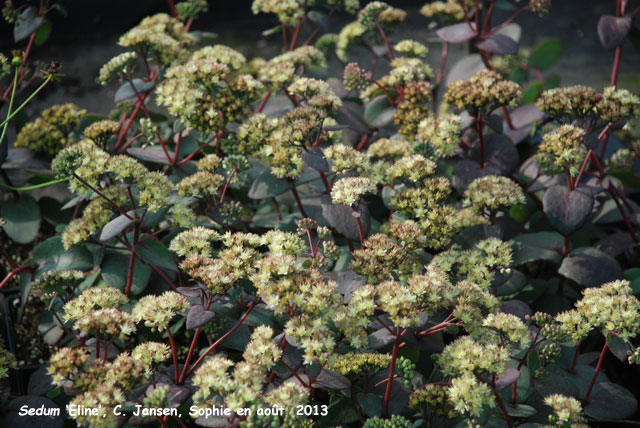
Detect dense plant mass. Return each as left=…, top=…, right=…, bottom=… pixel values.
left=1, top=0, right=640, bottom=427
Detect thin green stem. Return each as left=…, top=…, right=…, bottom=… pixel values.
left=0, top=177, right=69, bottom=191
left=0, top=68, right=20, bottom=148
left=0, top=75, right=52, bottom=129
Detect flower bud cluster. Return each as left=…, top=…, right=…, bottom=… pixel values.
left=132, top=291, right=189, bottom=331
left=15, top=103, right=87, bottom=155
left=444, top=70, right=521, bottom=113
left=536, top=124, right=586, bottom=175
left=119, top=13, right=194, bottom=64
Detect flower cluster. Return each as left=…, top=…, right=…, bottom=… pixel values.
left=544, top=394, right=587, bottom=428
left=463, top=176, right=525, bottom=215
left=536, top=124, right=586, bottom=175
left=133, top=291, right=189, bottom=331
left=331, top=176, right=376, bottom=206
left=444, top=69, right=521, bottom=113
left=118, top=13, right=195, bottom=64
left=15, top=103, right=86, bottom=155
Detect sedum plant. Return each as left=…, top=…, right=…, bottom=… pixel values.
left=1, top=0, right=640, bottom=427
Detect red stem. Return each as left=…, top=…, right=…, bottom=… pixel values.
left=583, top=341, right=608, bottom=403
left=185, top=302, right=256, bottom=377
left=476, top=112, right=485, bottom=167
left=3, top=32, right=37, bottom=98
left=356, top=133, right=372, bottom=151
left=355, top=213, right=366, bottom=249
left=436, top=42, right=449, bottom=87
left=290, top=186, right=308, bottom=218
left=257, top=92, right=271, bottom=113
left=289, top=17, right=307, bottom=51
left=375, top=20, right=394, bottom=61
left=383, top=329, right=404, bottom=417
left=487, top=6, right=531, bottom=37
left=610, top=46, right=622, bottom=87
left=176, top=132, right=220, bottom=166
left=0, top=264, right=35, bottom=290
left=569, top=340, right=582, bottom=372
left=178, top=326, right=202, bottom=383
left=166, top=327, right=180, bottom=383
left=167, top=0, right=179, bottom=18
left=116, top=95, right=146, bottom=151
left=124, top=223, right=140, bottom=296
left=71, top=173, right=134, bottom=219
left=493, top=384, right=515, bottom=428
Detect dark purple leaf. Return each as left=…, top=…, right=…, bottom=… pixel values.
left=607, top=332, right=629, bottom=362
left=100, top=211, right=136, bottom=242
left=368, top=328, right=395, bottom=349
left=176, top=286, right=203, bottom=298
left=127, top=147, right=174, bottom=164
left=509, top=103, right=545, bottom=128
left=470, top=133, right=519, bottom=175
left=495, top=368, right=521, bottom=390
left=313, top=369, right=351, bottom=390
left=321, top=195, right=370, bottom=241
left=451, top=159, right=501, bottom=194
left=477, top=34, right=518, bottom=55
left=583, top=382, right=637, bottom=419
left=437, top=22, right=478, bottom=43
left=186, top=304, right=216, bottom=329
left=543, top=185, right=594, bottom=236
left=558, top=247, right=623, bottom=288
left=597, top=15, right=632, bottom=50
left=302, top=147, right=329, bottom=172
left=445, top=54, right=485, bottom=88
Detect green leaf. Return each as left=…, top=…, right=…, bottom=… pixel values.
left=317, top=396, right=359, bottom=428
left=510, top=232, right=564, bottom=265
left=34, top=20, right=52, bottom=45
left=543, top=185, right=594, bottom=236
left=1, top=194, right=41, bottom=244
left=38, top=310, right=65, bottom=346
left=558, top=246, right=623, bottom=288
left=494, top=269, right=527, bottom=296
left=364, top=94, right=396, bottom=128
left=583, top=382, right=637, bottom=419
left=135, top=239, right=178, bottom=272
left=624, top=268, right=640, bottom=294
left=357, top=392, right=382, bottom=418
left=608, top=167, right=640, bottom=188
left=32, top=237, right=93, bottom=273
left=38, top=197, right=72, bottom=226
left=248, top=169, right=291, bottom=199
left=101, top=251, right=152, bottom=295
left=528, top=38, right=562, bottom=71
left=505, top=403, right=537, bottom=417
left=521, top=81, right=543, bottom=104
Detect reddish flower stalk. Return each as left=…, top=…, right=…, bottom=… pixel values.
left=166, top=327, right=180, bottom=383
left=383, top=328, right=405, bottom=417
left=355, top=213, right=366, bottom=249
left=290, top=186, right=308, bottom=218
left=492, top=384, right=515, bottom=428
left=476, top=112, right=485, bottom=167
left=583, top=341, right=609, bottom=403
left=185, top=302, right=257, bottom=377
left=256, top=91, right=271, bottom=113
left=0, top=264, right=35, bottom=290
left=375, top=20, right=394, bottom=61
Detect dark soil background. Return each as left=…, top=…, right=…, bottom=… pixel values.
left=0, top=0, right=639, bottom=117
